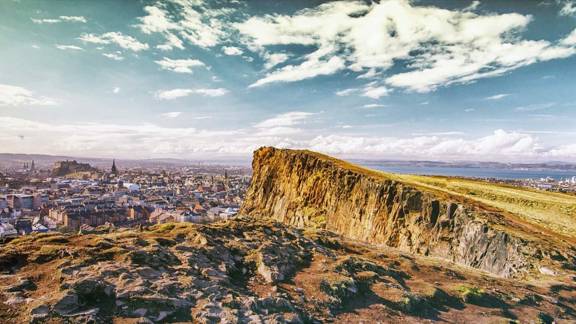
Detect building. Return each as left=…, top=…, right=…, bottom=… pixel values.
left=0, top=223, right=17, bottom=240
left=6, top=194, right=34, bottom=210
left=48, top=205, right=127, bottom=231
left=111, top=159, right=119, bottom=175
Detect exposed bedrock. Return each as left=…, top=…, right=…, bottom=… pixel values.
left=240, top=147, right=574, bottom=278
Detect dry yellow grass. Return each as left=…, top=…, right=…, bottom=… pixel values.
left=296, top=149, right=576, bottom=238
left=392, top=174, right=576, bottom=237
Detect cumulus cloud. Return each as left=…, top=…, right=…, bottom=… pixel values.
left=134, top=1, right=235, bottom=49
left=79, top=32, right=149, bottom=52
left=559, top=0, right=576, bottom=16
left=237, top=0, right=576, bottom=92
left=561, top=28, right=576, bottom=46
left=263, top=52, right=289, bottom=69
left=362, top=85, right=390, bottom=99
left=155, top=57, right=205, bottom=73
left=222, top=46, right=243, bottom=55
left=155, top=88, right=228, bottom=100
left=136, top=6, right=180, bottom=34
left=157, top=33, right=185, bottom=51
left=306, top=130, right=546, bottom=161
left=32, top=16, right=87, bottom=24
left=1, top=116, right=574, bottom=161
left=0, top=84, right=57, bottom=107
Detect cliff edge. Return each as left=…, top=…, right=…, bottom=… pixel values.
left=240, top=147, right=576, bottom=278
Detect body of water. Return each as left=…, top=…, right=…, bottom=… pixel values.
left=359, top=164, right=576, bottom=180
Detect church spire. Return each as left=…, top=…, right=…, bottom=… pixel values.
left=111, top=159, right=118, bottom=175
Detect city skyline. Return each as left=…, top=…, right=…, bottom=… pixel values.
left=1, top=0, right=576, bottom=162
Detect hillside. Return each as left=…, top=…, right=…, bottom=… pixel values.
left=0, top=147, right=575, bottom=323
left=240, top=147, right=576, bottom=278
left=51, top=160, right=99, bottom=177
left=1, top=219, right=575, bottom=323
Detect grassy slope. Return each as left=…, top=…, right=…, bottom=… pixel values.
left=294, top=149, right=576, bottom=238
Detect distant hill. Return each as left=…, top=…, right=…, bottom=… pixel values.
left=51, top=160, right=99, bottom=177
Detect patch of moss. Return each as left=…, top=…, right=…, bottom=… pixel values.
left=457, top=285, right=485, bottom=303
left=30, top=245, right=65, bottom=264
left=155, top=223, right=176, bottom=233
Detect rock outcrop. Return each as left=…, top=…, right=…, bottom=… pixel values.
left=51, top=160, right=98, bottom=177
left=240, top=147, right=576, bottom=278
left=1, top=219, right=575, bottom=323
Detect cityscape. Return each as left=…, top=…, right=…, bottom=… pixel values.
left=1, top=0, right=576, bottom=322
left=0, top=159, right=250, bottom=240
left=1, top=156, right=574, bottom=241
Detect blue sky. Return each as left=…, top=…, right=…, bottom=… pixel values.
left=0, top=0, right=576, bottom=161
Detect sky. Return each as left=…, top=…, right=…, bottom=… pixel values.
left=0, top=0, right=576, bottom=162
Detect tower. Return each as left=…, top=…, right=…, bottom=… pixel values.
left=111, top=159, right=118, bottom=175
left=30, top=160, right=35, bottom=171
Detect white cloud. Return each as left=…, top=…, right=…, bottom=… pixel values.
left=194, top=88, right=228, bottom=97
left=363, top=104, right=387, bottom=109
left=237, top=0, right=576, bottom=92
left=155, top=57, right=205, bottom=73
left=134, top=1, right=235, bottom=49
left=561, top=28, right=576, bottom=46
left=55, top=45, right=83, bottom=51
left=157, top=33, right=185, bottom=51
left=464, top=1, right=481, bottom=11
left=1, top=116, right=574, bottom=161
left=307, top=129, right=547, bottom=161
left=514, top=102, right=556, bottom=112
left=79, top=32, right=149, bottom=52
left=137, top=6, right=180, bottom=34
left=113, top=87, right=121, bottom=94
left=32, top=16, right=86, bottom=24
left=102, top=52, right=124, bottom=61
left=560, top=0, right=576, bottom=16
left=362, top=85, right=390, bottom=99
left=254, top=111, right=315, bottom=128
left=222, top=46, right=243, bottom=55
left=0, top=84, right=57, bottom=107
left=136, top=6, right=185, bottom=51
left=161, top=112, right=182, bottom=118
left=336, top=88, right=358, bottom=96
left=60, top=16, right=87, bottom=23
left=263, top=52, right=289, bottom=69
left=484, top=93, right=511, bottom=100
left=155, top=88, right=228, bottom=100
left=249, top=47, right=345, bottom=87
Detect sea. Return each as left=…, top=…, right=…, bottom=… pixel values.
left=356, top=164, right=576, bottom=180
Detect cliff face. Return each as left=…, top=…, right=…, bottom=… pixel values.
left=240, top=147, right=575, bottom=278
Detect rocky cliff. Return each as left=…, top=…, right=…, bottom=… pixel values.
left=241, top=147, right=576, bottom=278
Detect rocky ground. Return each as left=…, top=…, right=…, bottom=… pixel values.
left=0, top=217, right=575, bottom=323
